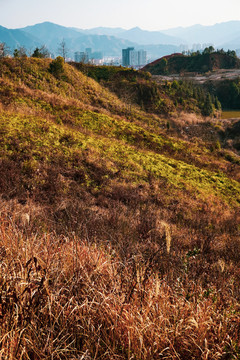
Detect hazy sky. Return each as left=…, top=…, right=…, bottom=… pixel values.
left=0, top=0, right=240, bottom=30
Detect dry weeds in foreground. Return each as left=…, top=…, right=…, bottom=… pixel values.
left=0, top=214, right=239, bottom=360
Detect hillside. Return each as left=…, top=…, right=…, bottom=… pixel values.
left=144, top=50, right=240, bottom=75
left=0, top=57, right=240, bottom=359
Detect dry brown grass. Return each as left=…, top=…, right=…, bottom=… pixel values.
left=172, top=112, right=206, bottom=126
left=0, top=209, right=239, bottom=360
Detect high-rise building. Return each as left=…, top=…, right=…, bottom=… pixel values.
left=85, top=48, right=92, bottom=58
left=74, top=52, right=81, bottom=62
left=122, top=47, right=147, bottom=67
left=122, top=47, right=135, bottom=67
left=130, top=50, right=139, bottom=66
left=138, top=50, right=147, bottom=66
left=74, top=51, right=89, bottom=63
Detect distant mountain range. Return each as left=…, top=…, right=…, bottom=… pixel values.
left=0, top=25, right=40, bottom=51
left=0, top=21, right=240, bottom=60
left=161, top=21, right=240, bottom=49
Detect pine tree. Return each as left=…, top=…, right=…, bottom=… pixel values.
left=214, top=97, right=222, bottom=111
left=202, top=93, right=214, bottom=116
left=32, top=45, right=49, bottom=58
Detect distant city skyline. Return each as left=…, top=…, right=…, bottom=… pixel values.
left=0, top=0, right=240, bottom=31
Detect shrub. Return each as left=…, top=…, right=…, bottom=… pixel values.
left=49, top=56, right=65, bottom=78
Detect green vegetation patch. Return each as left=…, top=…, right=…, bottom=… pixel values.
left=0, top=112, right=239, bottom=205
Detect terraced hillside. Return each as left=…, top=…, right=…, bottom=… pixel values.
left=0, top=57, right=239, bottom=359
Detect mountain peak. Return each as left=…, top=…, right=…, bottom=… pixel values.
left=129, top=27, right=142, bottom=31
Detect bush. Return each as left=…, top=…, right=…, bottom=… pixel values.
left=49, top=56, right=65, bottom=78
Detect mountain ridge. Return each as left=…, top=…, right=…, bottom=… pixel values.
left=1, top=21, right=240, bottom=59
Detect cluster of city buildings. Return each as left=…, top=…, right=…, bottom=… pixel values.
left=74, top=47, right=148, bottom=68
left=74, top=48, right=103, bottom=65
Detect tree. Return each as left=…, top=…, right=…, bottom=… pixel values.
left=208, top=46, right=215, bottom=54
left=229, top=82, right=240, bottom=108
left=0, top=42, right=10, bottom=58
left=214, top=96, right=222, bottom=111
left=58, top=39, right=68, bottom=62
left=79, top=52, right=89, bottom=65
left=203, top=46, right=215, bottom=55
left=14, top=46, right=27, bottom=58
left=217, top=48, right=225, bottom=54
left=13, top=46, right=28, bottom=75
left=157, top=57, right=168, bottom=75
left=31, top=45, right=50, bottom=58
left=202, top=93, right=214, bottom=116
left=227, top=49, right=237, bottom=58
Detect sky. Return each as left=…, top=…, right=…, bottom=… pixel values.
left=0, top=0, right=240, bottom=30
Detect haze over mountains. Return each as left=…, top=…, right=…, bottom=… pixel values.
left=161, top=21, right=240, bottom=48
left=0, top=21, right=240, bottom=59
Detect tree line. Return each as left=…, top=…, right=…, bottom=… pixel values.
left=205, top=79, right=240, bottom=110
left=183, top=46, right=238, bottom=58
left=0, top=40, right=68, bottom=61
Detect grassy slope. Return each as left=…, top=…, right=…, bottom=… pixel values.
left=0, top=59, right=239, bottom=199
left=0, top=57, right=240, bottom=359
